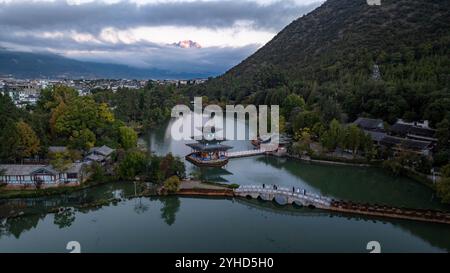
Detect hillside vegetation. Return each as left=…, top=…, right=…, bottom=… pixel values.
left=188, top=0, right=450, bottom=126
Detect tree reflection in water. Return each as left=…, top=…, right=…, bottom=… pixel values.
left=0, top=213, right=44, bottom=238
left=53, top=208, right=76, bottom=229
left=134, top=197, right=149, bottom=214
left=160, top=197, right=180, bottom=226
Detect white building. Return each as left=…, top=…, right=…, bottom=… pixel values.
left=0, top=163, right=87, bottom=188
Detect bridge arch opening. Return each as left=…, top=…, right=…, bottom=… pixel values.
left=273, top=197, right=288, bottom=206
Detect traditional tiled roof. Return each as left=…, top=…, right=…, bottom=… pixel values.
left=390, top=123, right=436, bottom=138
left=0, top=164, right=44, bottom=176
left=0, top=164, right=58, bottom=176
left=66, top=162, right=85, bottom=174
left=353, top=118, right=384, bottom=131
left=364, top=130, right=386, bottom=142
left=380, top=136, right=432, bottom=151
left=85, top=154, right=105, bottom=162
left=89, top=145, right=115, bottom=157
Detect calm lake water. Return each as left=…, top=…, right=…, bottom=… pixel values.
left=1, top=118, right=450, bottom=253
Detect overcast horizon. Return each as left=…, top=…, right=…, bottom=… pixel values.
left=0, top=0, right=323, bottom=75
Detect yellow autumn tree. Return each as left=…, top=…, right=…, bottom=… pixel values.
left=98, top=103, right=115, bottom=123
left=16, top=120, right=40, bottom=158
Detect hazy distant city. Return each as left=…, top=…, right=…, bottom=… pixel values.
left=0, top=75, right=206, bottom=108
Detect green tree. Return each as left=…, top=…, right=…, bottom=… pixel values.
left=361, top=131, right=374, bottom=159
left=0, top=94, right=22, bottom=161
left=118, top=150, right=148, bottom=180
left=54, top=96, right=99, bottom=137
left=311, top=122, right=326, bottom=140
left=0, top=122, right=20, bottom=162
left=68, top=128, right=96, bottom=151
left=292, top=111, right=321, bottom=133
left=282, top=93, right=305, bottom=118
left=436, top=164, right=450, bottom=204
left=159, top=153, right=186, bottom=180
left=436, top=119, right=450, bottom=150
left=50, top=151, right=73, bottom=172
left=292, top=128, right=312, bottom=155
left=344, top=124, right=362, bottom=156
left=37, top=85, right=78, bottom=112
left=320, top=119, right=344, bottom=151
left=87, top=162, right=106, bottom=183
left=118, top=126, right=138, bottom=150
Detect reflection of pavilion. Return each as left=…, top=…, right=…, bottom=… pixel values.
left=186, top=126, right=232, bottom=167
left=199, top=167, right=233, bottom=183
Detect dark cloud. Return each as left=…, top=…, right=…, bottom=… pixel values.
left=0, top=0, right=321, bottom=33
left=0, top=0, right=322, bottom=75
left=0, top=25, right=259, bottom=74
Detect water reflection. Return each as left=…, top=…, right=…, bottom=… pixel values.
left=0, top=194, right=449, bottom=252
left=1, top=213, right=44, bottom=239
left=160, top=196, right=180, bottom=226
left=53, top=208, right=76, bottom=229
left=195, top=167, right=234, bottom=183
left=146, top=119, right=447, bottom=210
left=235, top=197, right=450, bottom=252
left=133, top=197, right=149, bottom=215
left=1, top=117, right=450, bottom=252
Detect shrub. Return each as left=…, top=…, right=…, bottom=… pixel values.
left=164, top=176, right=181, bottom=193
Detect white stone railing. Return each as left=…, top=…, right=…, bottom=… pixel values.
left=235, top=184, right=332, bottom=206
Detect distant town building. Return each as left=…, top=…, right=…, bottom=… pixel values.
left=1, top=81, right=41, bottom=108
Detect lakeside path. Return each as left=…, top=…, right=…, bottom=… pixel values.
left=179, top=181, right=229, bottom=190
left=176, top=180, right=234, bottom=197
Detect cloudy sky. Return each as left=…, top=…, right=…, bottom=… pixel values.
left=0, top=0, right=323, bottom=75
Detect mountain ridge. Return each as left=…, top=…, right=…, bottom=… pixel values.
left=189, top=0, right=450, bottom=125
left=0, top=50, right=212, bottom=79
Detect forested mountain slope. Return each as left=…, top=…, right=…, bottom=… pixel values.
left=189, top=0, right=450, bottom=125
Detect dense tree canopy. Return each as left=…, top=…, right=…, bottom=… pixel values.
left=15, top=120, right=40, bottom=159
